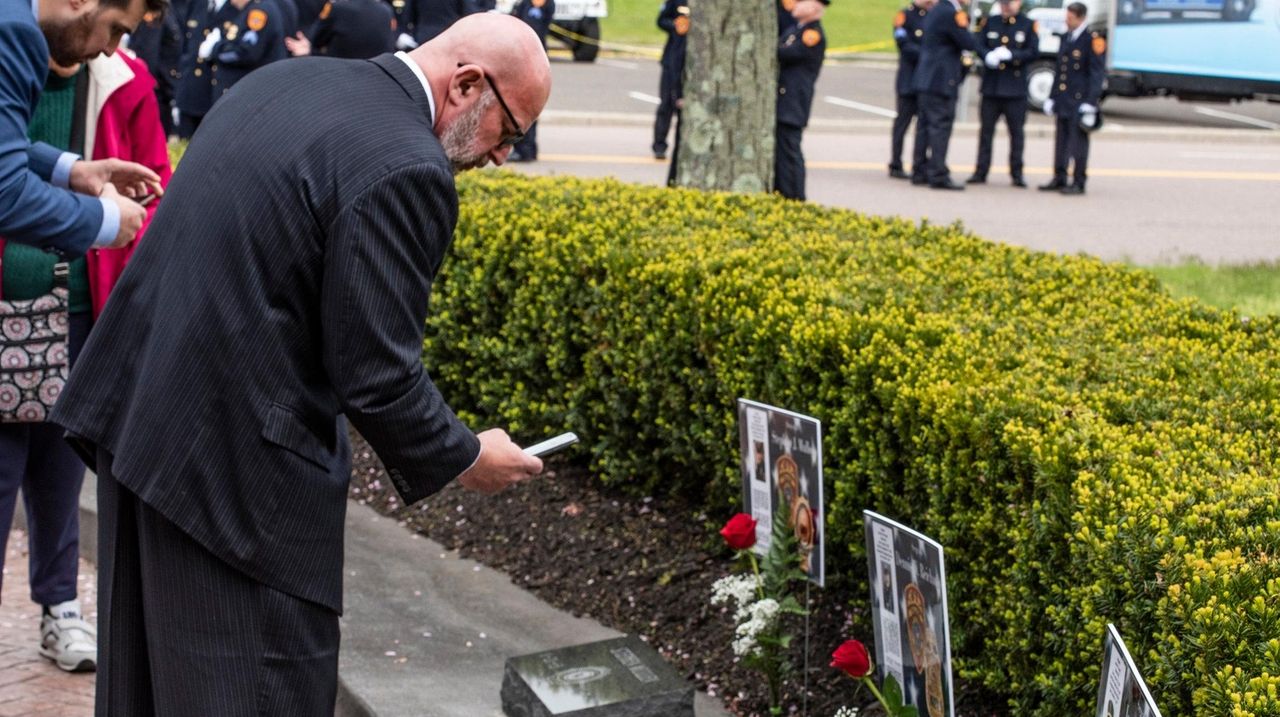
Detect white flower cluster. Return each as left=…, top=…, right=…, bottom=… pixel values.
left=710, top=574, right=758, bottom=621
left=711, top=574, right=780, bottom=658
left=732, top=598, right=779, bottom=657
left=833, top=706, right=860, bottom=717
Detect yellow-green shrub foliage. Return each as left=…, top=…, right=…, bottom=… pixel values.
left=425, top=172, right=1280, bottom=716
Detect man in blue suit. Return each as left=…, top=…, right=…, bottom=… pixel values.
left=0, top=0, right=165, bottom=253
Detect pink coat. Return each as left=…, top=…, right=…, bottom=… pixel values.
left=0, top=51, right=173, bottom=318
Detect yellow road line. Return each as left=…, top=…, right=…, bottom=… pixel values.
left=536, top=153, right=1280, bottom=182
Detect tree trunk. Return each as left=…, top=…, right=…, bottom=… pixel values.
left=675, top=0, right=776, bottom=193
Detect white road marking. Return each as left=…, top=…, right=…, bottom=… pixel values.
left=599, top=58, right=640, bottom=70
left=1193, top=106, right=1280, bottom=130
left=627, top=91, right=662, bottom=105
left=824, top=95, right=898, bottom=119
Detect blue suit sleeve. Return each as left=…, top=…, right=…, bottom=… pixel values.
left=0, top=20, right=101, bottom=253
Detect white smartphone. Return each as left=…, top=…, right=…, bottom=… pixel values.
left=523, top=432, right=579, bottom=458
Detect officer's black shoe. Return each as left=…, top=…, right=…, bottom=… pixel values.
left=508, top=151, right=535, bottom=163
left=1060, top=184, right=1086, bottom=195
left=889, top=167, right=910, bottom=180
left=965, top=174, right=986, bottom=185
left=653, top=150, right=667, bottom=160
left=1038, top=180, right=1066, bottom=191
left=910, top=175, right=929, bottom=186
left=1011, top=176, right=1027, bottom=188
left=930, top=179, right=965, bottom=191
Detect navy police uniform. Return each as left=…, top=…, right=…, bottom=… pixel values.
left=969, top=10, right=1038, bottom=184
left=509, top=0, right=554, bottom=161
left=653, top=0, right=688, bottom=159
left=775, top=20, right=825, bottom=200
left=210, top=0, right=287, bottom=101
left=410, top=0, right=474, bottom=45
left=176, top=0, right=240, bottom=137
left=307, top=0, right=395, bottom=58
left=911, top=0, right=981, bottom=189
left=130, top=10, right=183, bottom=136
left=1042, top=27, right=1104, bottom=193
left=889, top=2, right=927, bottom=178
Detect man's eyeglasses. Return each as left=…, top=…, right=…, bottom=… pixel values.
left=458, top=62, right=525, bottom=148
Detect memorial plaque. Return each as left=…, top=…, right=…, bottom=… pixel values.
left=736, top=398, right=825, bottom=586
left=501, top=635, right=694, bottom=717
left=1095, top=624, right=1162, bottom=717
left=863, top=510, right=955, bottom=717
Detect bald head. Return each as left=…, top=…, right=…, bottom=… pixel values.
left=406, top=13, right=553, bottom=171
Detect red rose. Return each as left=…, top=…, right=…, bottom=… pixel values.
left=719, top=513, right=757, bottom=550
left=830, top=639, right=872, bottom=678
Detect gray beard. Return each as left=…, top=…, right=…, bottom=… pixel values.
left=440, top=91, right=494, bottom=175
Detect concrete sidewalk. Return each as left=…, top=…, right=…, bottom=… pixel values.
left=6, top=479, right=729, bottom=717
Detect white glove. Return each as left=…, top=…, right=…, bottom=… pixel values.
left=1043, top=98, right=1054, bottom=116
left=197, top=27, right=221, bottom=60
left=984, top=50, right=1001, bottom=69
left=1079, top=103, right=1097, bottom=114
left=995, top=45, right=1013, bottom=61
left=1080, top=109, right=1098, bottom=128
left=395, top=32, right=418, bottom=50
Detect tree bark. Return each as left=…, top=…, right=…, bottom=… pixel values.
left=675, top=0, right=776, bottom=193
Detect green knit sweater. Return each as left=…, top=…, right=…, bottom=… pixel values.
left=2, top=69, right=92, bottom=313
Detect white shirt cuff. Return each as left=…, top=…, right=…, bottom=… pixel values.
left=94, top=196, right=120, bottom=248
left=52, top=152, right=80, bottom=189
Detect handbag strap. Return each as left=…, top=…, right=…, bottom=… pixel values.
left=53, top=262, right=70, bottom=289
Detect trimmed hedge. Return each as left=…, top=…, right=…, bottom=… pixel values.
left=425, top=172, right=1280, bottom=716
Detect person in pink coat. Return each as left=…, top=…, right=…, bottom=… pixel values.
left=0, top=48, right=170, bottom=674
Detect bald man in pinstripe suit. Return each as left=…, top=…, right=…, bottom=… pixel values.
left=52, top=13, right=551, bottom=715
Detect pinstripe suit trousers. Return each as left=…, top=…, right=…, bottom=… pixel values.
left=94, top=449, right=341, bottom=716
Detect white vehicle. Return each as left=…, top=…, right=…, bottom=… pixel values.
left=495, top=0, right=608, bottom=61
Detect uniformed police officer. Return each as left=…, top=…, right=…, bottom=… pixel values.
left=889, top=0, right=933, bottom=180
left=508, top=0, right=554, bottom=162
left=176, top=0, right=241, bottom=137
left=967, top=0, right=1038, bottom=186
left=653, top=0, right=688, bottom=161
left=200, top=0, right=287, bottom=101
left=129, top=9, right=183, bottom=136
left=284, top=0, right=395, bottom=58
left=1040, top=1, right=1104, bottom=195
left=911, top=0, right=983, bottom=189
left=775, top=0, right=825, bottom=200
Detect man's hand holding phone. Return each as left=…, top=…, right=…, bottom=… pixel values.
left=457, top=428, right=544, bottom=495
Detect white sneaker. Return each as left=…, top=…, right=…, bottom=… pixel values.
left=38, top=600, right=97, bottom=672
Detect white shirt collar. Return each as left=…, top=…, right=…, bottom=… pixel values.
left=395, top=51, right=436, bottom=125
left=1070, top=24, right=1087, bottom=42
left=31, top=0, right=38, bottom=19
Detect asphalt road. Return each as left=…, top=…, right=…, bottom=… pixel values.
left=512, top=57, right=1280, bottom=265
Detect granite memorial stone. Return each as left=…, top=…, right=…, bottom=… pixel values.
left=501, top=635, right=694, bottom=717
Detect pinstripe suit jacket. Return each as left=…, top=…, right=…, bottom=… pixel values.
left=52, top=53, right=481, bottom=613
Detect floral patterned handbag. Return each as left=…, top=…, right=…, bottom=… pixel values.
left=0, top=262, right=71, bottom=423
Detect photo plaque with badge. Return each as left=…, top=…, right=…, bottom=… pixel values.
left=1095, top=624, right=1162, bottom=717
left=863, top=511, right=955, bottom=717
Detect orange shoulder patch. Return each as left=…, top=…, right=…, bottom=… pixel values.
left=318, top=2, right=330, bottom=19
left=802, top=27, right=821, bottom=47
left=1092, top=34, right=1106, bottom=54
left=955, top=10, right=969, bottom=28
left=674, top=14, right=690, bottom=35
left=894, top=10, right=906, bottom=28
left=247, top=8, right=267, bottom=30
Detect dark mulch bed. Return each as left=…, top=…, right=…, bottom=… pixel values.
left=347, top=431, right=1007, bottom=717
